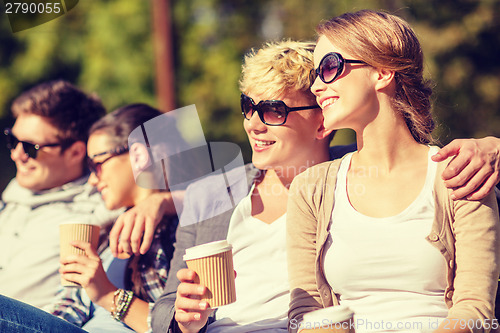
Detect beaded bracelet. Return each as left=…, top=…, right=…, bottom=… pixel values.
left=113, top=289, right=132, bottom=321
left=111, top=289, right=134, bottom=322
left=111, top=289, right=123, bottom=317
left=111, top=289, right=124, bottom=319
left=118, top=290, right=133, bottom=321
left=113, top=290, right=130, bottom=321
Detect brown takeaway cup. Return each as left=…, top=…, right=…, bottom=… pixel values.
left=183, top=240, right=236, bottom=308
left=59, top=223, right=101, bottom=287
left=300, top=305, right=355, bottom=333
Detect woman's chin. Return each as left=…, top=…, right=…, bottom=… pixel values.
left=104, top=200, right=120, bottom=211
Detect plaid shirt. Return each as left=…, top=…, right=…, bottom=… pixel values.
left=48, top=217, right=177, bottom=328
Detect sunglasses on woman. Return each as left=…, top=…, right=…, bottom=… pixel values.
left=87, top=144, right=129, bottom=176
left=4, top=128, right=66, bottom=159
left=241, top=93, right=319, bottom=126
left=313, top=52, right=366, bottom=84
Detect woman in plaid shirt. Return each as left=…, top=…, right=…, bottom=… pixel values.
left=50, top=104, right=179, bottom=332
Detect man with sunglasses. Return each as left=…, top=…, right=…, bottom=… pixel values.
left=0, top=80, right=118, bottom=309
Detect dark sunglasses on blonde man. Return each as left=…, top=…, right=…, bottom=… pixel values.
left=240, top=93, right=319, bottom=126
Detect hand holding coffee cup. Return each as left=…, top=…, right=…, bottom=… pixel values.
left=300, top=305, right=355, bottom=333
left=59, top=222, right=100, bottom=287
left=174, top=268, right=214, bottom=333
left=183, top=240, right=236, bottom=308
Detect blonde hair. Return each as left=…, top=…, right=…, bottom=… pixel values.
left=239, top=40, right=316, bottom=103
left=317, top=10, right=434, bottom=144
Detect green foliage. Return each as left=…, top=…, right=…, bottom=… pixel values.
left=0, top=0, right=499, bottom=189
left=409, top=0, right=500, bottom=140
left=0, top=0, right=155, bottom=116
left=172, top=0, right=270, bottom=159
left=0, top=0, right=155, bottom=189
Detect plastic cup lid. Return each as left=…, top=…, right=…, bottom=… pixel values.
left=302, top=305, right=354, bottom=324
left=183, top=240, right=232, bottom=261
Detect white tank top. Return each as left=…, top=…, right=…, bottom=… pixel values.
left=208, top=185, right=288, bottom=332
left=323, top=147, right=448, bottom=332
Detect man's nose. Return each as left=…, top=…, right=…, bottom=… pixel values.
left=10, top=142, right=29, bottom=162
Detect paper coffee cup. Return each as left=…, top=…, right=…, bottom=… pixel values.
left=183, top=240, right=236, bottom=307
left=59, top=223, right=101, bottom=287
left=300, top=305, right=355, bottom=333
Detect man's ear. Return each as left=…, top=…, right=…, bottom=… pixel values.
left=375, top=68, right=396, bottom=91
left=64, top=141, right=87, bottom=166
left=129, top=142, right=151, bottom=172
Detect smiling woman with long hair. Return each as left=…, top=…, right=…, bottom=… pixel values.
left=287, top=10, right=500, bottom=333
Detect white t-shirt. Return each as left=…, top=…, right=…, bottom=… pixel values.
left=207, top=186, right=289, bottom=333
left=323, top=147, right=448, bottom=332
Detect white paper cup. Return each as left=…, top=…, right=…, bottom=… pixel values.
left=59, top=223, right=100, bottom=287
left=183, top=240, right=236, bottom=307
left=300, top=305, right=355, bottom=332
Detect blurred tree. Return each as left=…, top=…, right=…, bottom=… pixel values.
left=0, top=1, right=155, bottom=190
left=407, top=0, right=500, bottom=141
left=171, top=0, right=270, bottom=160
left=0, top=0, right=499, bottom=191
left=0, top=1, right=155, bottom=114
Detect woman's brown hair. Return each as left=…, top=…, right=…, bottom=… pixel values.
left=317, top=10, right=434, bottom=144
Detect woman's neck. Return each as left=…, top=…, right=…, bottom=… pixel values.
left=353, top=107, right=427, bottom=172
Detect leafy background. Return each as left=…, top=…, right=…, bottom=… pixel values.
left=0, top=0, right=499, bottom=191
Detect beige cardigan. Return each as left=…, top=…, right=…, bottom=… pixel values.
left=286, top=157, right=500, bottom=333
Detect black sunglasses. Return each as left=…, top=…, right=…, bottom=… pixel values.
left=313, top=52, right=366, bottom=84
left=87, top=145, right=129, bottom=175
left=4, top=128, right=65, bottom=159
left=241, top=93, right=319, bottom=126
